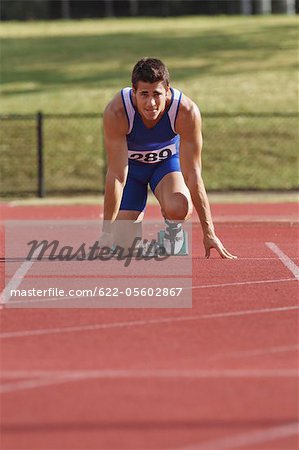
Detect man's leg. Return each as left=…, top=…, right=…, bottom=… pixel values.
left=152, top=167, right=193, bottom=255
left=113, top=210, right=144, bottom=253
left=113, top=165, right=147, bottom=253
left=153, top=171, right=193, bottom=221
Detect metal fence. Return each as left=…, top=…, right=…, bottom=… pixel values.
left=1, top=113, right=105, bottom=197
left=0, top=112, right=298, bottom=197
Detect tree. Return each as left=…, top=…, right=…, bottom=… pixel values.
left=61, top=0, right=71, bottom=19
left=105, top=0, right=114, bottom=17
left=129, top=0, right=139, bottom=16
left=240, top=0, right=253, bottom=14
left=255, top=0, right=272, bottom=14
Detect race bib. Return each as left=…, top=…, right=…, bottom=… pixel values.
left=128, top=144, right=176, bottom=164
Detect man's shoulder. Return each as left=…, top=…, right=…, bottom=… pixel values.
left=103, top=90, right=128, bottom=134
left=104, top=91, right=127, bottom=121
left=178, top=93, right=200, bottom=116
left=176, top=93, right=201, bottom=129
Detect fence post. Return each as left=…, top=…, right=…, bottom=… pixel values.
left=37, top=111, right=45, bottom=198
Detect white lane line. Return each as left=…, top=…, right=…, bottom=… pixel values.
left=266, top=242, right=299, bottom=280
left=1, top=304, right=299, bottom=339
left=244, top=257, right=299, bottom=260
left=2, top=257, right=298, bottom=264
left=191, top=277, right=295, bottom=290
left=0, top=259, right=34, bottom=304
left=2, top=277, right=296, bottom=306
left=1, top=369, right=298, bottom=394
left=0, top=248, right=42, bottom=304
left=2, top=369, right=298, bottom=378
left=0, top=376, right=69, bottom=393
left=176, top=422, right=299, bottom=450
left=210, top=344, right=299, bottom=361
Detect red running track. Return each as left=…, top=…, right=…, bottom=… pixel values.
left=0, top=203, right=298, bottom=450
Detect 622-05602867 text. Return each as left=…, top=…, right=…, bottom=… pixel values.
left=9, top=287, right=183, bottom=298
left=98, top=287, right=183, bottom=297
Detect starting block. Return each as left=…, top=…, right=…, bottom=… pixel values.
left=157, top=230, right=189, bottom=256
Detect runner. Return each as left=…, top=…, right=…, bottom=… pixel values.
left=100, top=57, right=236, bottom=258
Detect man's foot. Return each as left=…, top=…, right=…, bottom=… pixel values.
left=163, top=220, right=184, bottom=255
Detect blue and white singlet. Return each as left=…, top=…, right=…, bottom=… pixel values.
left=121, top=87, right=182, bottom=164
left=119, top=87, right=183, bottom=212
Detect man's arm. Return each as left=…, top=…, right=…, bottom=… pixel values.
left=176, top=96, right=236, bottom=259
left=102, top=93, right=128, bottom=234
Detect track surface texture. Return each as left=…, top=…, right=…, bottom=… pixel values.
left=0, top=202, right=298, bottom=450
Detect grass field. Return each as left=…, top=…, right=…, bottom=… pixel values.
left=0, top=16, right=298, bottom=195
left=1, top=16, right=297, bottom=114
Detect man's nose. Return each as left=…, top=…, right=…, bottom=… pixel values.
left=147, top=97, right=156, bottom=108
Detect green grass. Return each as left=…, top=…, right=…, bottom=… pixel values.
left=0, top=16, right=298, bottom=195
left=0, top=16, right=297, bottom=114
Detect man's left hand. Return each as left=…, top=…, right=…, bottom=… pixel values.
left=203, top=235, right=237, bottom=259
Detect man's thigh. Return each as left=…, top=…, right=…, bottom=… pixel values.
left=116, top=210, right=144, bottom=221
left=119, top=161, right=155, bottom=213
left=116, top=163, right=150, bottom=249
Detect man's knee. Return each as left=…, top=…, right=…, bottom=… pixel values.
left=162, top=194, right=193, bottom=221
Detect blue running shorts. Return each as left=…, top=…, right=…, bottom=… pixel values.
left=120, top=153, right=181, bottom=212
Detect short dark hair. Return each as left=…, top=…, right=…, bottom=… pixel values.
left=131, top=58, right=170, bottom=90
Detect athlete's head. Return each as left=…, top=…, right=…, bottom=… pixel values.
left=131, top=58, right=170, bottom=122
left=132, top=58, right=170, bottom=89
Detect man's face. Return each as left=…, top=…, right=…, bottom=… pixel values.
left=133, top=80, right=169, bottom=122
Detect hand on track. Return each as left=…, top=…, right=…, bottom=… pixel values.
left=203, top=235, right=237, bottom=259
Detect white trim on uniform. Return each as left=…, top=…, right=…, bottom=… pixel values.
left=168, top=88, right=182, bottom=134
left=121, top=87, right=135, bottom=134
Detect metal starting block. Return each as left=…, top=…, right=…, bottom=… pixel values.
left=157, top=230, right=189, bottom=256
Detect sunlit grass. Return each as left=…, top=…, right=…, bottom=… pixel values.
left=1, top=16, right=297, bottom=194
left=1, top=16, right=296, bottom=114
